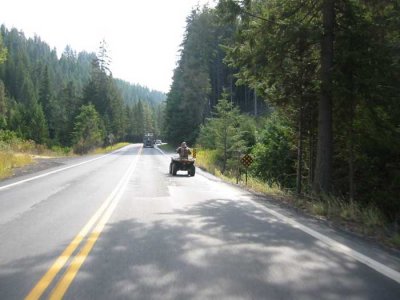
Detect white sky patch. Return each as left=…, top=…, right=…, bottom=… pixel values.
left=0, top=0, right=216, bottom=92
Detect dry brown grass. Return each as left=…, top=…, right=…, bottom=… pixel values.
left=0, top=151, right=33, bottom=179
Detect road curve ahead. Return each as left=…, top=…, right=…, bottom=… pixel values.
left=0, top=144, right=400, bottom=299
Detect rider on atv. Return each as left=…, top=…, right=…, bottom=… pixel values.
left=176, top=142, right=192, bottom=159
left=170, top=141, right=195, bottom=176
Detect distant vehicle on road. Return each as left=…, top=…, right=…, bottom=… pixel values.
left=143, top=133, right=155, bottom=148
left=155, top=139, right=162, bottom=145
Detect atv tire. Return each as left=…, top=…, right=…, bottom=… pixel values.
left=189, top=165, right=196, bottom=177
left=172, top=163, right=177, bottom=176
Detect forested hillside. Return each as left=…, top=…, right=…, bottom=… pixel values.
left=164, top=7, right=268, bottom=146
left=164, top=1, right=400, bottom=225
left=0, top=25, right=165, bottom=151
left=115, top=79, right=166, bottom=106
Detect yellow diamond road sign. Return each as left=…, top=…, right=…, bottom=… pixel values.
left=241, top=154, right=253, bottom=167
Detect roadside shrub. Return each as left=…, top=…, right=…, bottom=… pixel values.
left=196, top=99, right=256, bottom=174
left=0, top=129, right=36, bottom=152
left=250, top=113, right=296, bottom=188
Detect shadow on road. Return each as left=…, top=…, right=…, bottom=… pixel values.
left=2, top=198, right=400, bottom=299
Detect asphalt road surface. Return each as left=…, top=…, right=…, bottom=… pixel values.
left=1, top=144, right=400, bottom=299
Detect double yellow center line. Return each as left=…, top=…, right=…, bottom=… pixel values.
left=26, top=146, right=142, bottom=300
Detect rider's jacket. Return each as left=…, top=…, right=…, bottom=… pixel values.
left=176, top=146, right=191, bottom=159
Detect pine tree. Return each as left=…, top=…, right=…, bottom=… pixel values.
left=0, top=33, right=7, bottom=64
left=72, top=104, right=104, bottom=154
left=197, top=97, right=246, bottom=173
left=0, top=80, right=7, bottom=128
left=97, top=39, right=112, bottom=75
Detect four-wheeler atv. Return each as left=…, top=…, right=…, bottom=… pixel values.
left=169, top=157, right=196, bottom=176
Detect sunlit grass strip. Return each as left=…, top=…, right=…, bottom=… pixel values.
left=244, top=176, right=286, bottom=197
left=91, top=142, right=130, bottom=154
left=195, top=149, right=219, bottom=175
left=1, top=139, right=72, bottom=157
left=0, top=151, right=33, bottom=179
left=309, top=196, right=385, bottom=229
left=195, top=149, right=287, bottom=198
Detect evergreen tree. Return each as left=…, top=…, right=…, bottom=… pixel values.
left=28, top=102, right=48, bottom=144
left=0, top=33, right=7, bottom=64
left=197, top=97, right=248, bottom=173
left=72, top=104, right=104, bottom=154
left=165, top=8, right=213, bottom=145
left=133, top=100, right=145, bottom=139
left=251, top=112, right=296, bottom=188
left=57, top=81, right=81, bottom=145
left=0, top=80, right=7, bottom=129
left=38, top=65, right=54, bottom=137
left=97, top=39, right=112, bottom=75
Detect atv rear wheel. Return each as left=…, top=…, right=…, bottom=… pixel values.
left=189, top=165, right=195, bottom=176
left=172, top=163, right=177, bottom=175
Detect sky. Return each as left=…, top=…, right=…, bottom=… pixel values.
left=0, top=0, right=216, bottom=93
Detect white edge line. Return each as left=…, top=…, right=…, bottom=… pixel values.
left=0, top=145, right=132, bottom=191
left=155, top=145, right=167, bottom=156
left=253, top=202, right=400, bottom=284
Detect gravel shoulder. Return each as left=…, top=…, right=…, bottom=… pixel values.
left=4, top=156, right=72, bottom=181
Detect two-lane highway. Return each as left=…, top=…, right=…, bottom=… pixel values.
left=0, top=144, right=400, bottom=299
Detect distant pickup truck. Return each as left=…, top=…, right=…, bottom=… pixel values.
left=143, top=133, right=155, bottom=148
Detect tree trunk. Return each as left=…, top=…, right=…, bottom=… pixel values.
left=348, top=106, right=355, bottom=201
left=296, top=103, right=304, bottom=195
left=348, top=73, right=355, bottom=201
left=313, top=0, right=334, bottom=194
left=230, top=76, right=233, bottom=103
left=223, top=128, right=227, bottom=173
left=244, top=86, right=247, bottom=108
left=309, top=120, right=315, bottom=188
left=297, top=33, right=306, bottom=195
left=254, top=89, right=257, bottom=116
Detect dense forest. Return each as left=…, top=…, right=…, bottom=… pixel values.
left=164, top=1, right=400, bottom=224
left=0, top=25, right=165, bottom=152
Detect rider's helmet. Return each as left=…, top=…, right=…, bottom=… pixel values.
left=181, top=142, right=187, bottom=148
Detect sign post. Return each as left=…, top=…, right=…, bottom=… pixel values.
left=240, top=154, right=253, bottom=185
left=235, top=151, right=241, bottom=184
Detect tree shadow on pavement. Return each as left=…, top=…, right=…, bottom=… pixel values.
left=62, top=199, right=400, bottom=299
left=2, top=198, right=400, bottom=299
